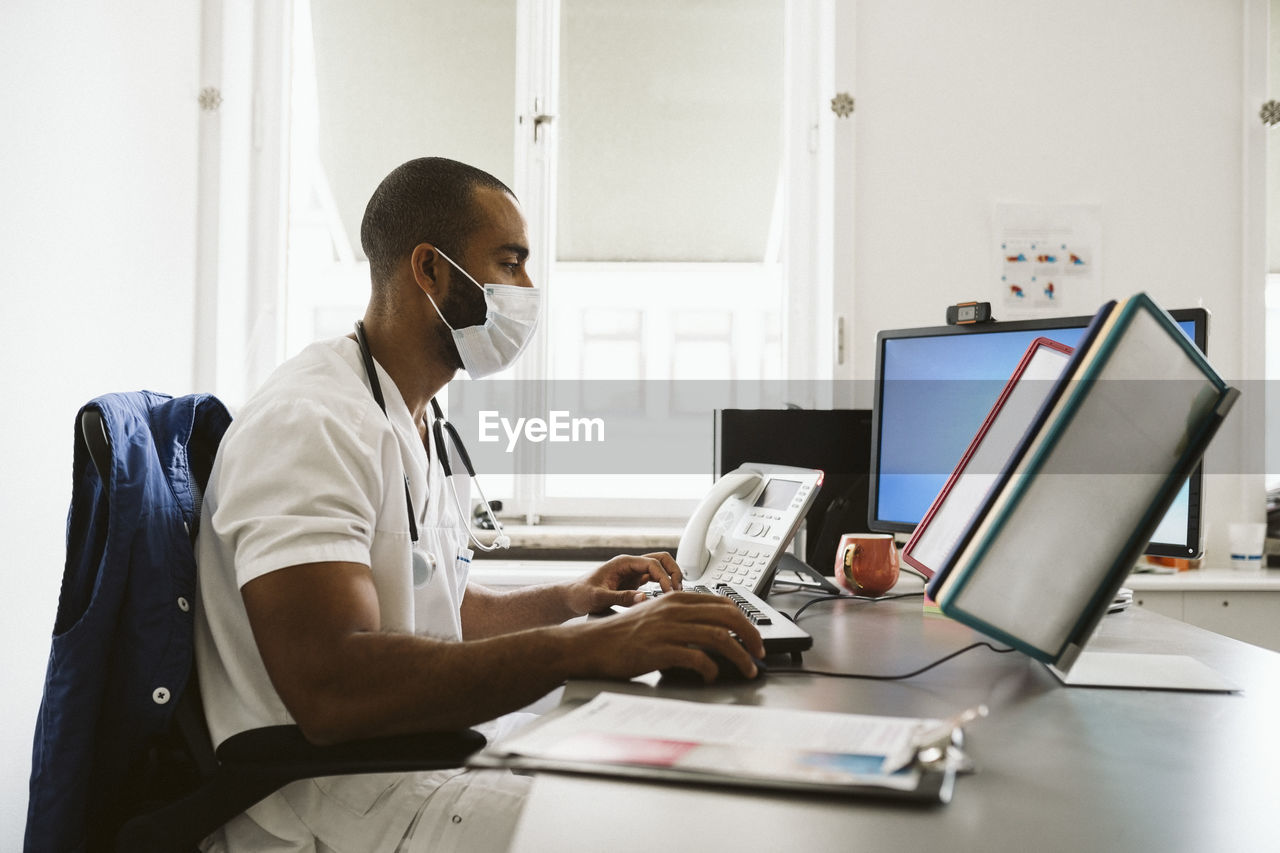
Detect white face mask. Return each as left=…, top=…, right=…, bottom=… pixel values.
left=426, top=247, right=541, bottom=378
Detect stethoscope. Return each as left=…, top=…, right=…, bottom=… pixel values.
left=354, top=322, right=509, bottom=584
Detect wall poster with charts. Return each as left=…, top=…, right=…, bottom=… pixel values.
left=993, top=203, right=1101, bottom=319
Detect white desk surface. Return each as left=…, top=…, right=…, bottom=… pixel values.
left=506, top=586, right=1280, bottom=853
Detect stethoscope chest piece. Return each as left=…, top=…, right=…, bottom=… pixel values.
left=412, top=548, right=436, bottom=588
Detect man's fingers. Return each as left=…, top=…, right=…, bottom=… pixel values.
left=602, top=554, right=677, bottom=593
left=612, top=588, right=647, bottom=607
left=588, top=594, right=767, bottom=680
left=643, top=551, right=684, bottom=590
left=663, top=647, right=720, bottom=683
left=695, top=625, right=760, bottom=678
left=643, top=595, right=765, bottom=659
left=651, top=592, right=753, bottom=623
left=655, top=628, right=758, bottom=681
left=639, top=553, right=679, bottom=592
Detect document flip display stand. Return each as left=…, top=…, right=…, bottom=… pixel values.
left=923, top=293, right=1241, bottom=692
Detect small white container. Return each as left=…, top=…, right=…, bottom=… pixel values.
left=1228, top=522, right=1267, bottom=570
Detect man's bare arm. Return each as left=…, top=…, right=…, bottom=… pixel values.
left=242, top=559, right=758, bottom=745
left=460, top=552, right=685, bottom=639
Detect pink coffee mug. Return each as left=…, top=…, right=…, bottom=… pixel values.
left=834, top=533, right=900, bottom=597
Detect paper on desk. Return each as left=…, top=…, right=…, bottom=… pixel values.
left=492, top=693, right=939, bottom=791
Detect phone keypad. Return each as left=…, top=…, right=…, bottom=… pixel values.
left=708, top=545, right=770, bottom=587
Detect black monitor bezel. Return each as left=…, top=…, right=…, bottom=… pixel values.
left=714, top=408, right=872, bottom=569
left=867, top=307, right=1209, bottom=559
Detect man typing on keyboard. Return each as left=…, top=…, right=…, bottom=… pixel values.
left=194, top=157, right=762, bottom=853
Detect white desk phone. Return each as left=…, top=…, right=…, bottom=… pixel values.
left=675, top=463, right=824, bottom=597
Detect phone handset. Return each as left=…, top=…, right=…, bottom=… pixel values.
left=676, top=469, right=763, bottom=579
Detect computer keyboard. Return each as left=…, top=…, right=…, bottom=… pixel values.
left=643, top=582, right=813, bottom=656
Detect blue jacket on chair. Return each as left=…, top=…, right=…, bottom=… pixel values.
left=25, top=391, right=232, bottom=853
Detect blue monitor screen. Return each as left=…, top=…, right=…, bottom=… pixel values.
left=869, top=309, right=1207, bottom=558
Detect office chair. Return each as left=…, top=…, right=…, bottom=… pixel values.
left=26, top=393, right=485, bottom=853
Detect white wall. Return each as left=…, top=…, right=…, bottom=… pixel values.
left=0, top=1, right=201, bottom=845
left=850, top=0, right=1266, bottom=562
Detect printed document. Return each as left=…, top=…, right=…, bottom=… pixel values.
left=490, top=692, right=940, bottom=791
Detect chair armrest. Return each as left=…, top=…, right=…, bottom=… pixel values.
left=117, top=725, right=486, bottom=853
left=215, top=724, right=487, bottom=775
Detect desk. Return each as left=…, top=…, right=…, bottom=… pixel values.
left=509, top=581, right=1280, bottom=852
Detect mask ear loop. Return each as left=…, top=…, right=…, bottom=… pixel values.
left=430, top=398, right=510, bottom=551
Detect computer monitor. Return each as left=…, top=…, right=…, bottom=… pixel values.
left=715, top=408, right=872, bottom=574
left=868, top=307, right=1209, bottom=559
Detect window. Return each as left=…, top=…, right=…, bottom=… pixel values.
left=283, top=0, right=835, bottom=522
left=284, top=0, right=518, bottom=357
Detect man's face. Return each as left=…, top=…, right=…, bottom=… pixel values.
left=459, top=186, right=533, bottom=291
left=432, top=187, right=533, bottom=367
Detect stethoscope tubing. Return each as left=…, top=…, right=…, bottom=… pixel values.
left=354, top=321, right=507, bottom=551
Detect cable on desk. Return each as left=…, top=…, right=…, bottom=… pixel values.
left=786, top=591, right=925, bottom=623
left=769, top=641, right=1017, bottom=681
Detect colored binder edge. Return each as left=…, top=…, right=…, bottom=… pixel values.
left=925, top=300, right=1118, bottom=604
left=903, top=336, right=1074, bottom=580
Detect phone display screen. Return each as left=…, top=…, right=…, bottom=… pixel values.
left=753, top=479, right=800, bottom=510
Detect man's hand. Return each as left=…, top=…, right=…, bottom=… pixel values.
left=567, top=592, right=765, bottom=683
left=564, top=552, right=684, bottom=616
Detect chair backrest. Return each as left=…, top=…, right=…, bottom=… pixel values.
left=25, top=392, right=232, bottom=853
left=80, top=406, right=224, bottom=782
left=80, top=409, right=111, bottom=481
left=71, top=393, right=485, bottom=853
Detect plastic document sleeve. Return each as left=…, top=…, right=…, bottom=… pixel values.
left=903, top=337, right=1074, bottom=580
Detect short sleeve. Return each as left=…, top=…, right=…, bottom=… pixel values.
left=210, top=397, right=389, bottom=587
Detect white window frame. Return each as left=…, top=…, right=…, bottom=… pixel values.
left=200, top=0, right=837, bottom=525
left=196, top=0, right=294, bottom=408
left=1267, top=274, right=1280, bottom=490
left=502, top=0, right=837, bottom=523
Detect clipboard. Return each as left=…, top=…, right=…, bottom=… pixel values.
left=469, top=693, right=972, bottom=805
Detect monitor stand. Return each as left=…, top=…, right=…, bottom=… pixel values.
left=771, top=552, right=842, bottom=596
left=1046, top=651, right=1238, bottom=693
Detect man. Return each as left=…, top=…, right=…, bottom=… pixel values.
left=194, top=157, right=763, bottom=852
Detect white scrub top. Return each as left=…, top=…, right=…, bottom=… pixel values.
left=194, top=336, right=484, bottom=852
